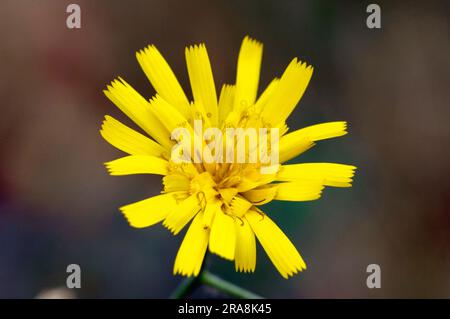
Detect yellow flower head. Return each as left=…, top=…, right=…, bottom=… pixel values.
left=100, top=36, right=356, bottom=278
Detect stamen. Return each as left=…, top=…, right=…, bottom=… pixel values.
left=196, top=191, right=207, bottom=212
left=252, top=198, right=267, bottom=204
left=235, top=216, right=245, bottom=226
left=253, top=206, right=265, bottom=221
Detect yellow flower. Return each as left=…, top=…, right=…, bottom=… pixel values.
left=100, top=36, right=356, bottom=278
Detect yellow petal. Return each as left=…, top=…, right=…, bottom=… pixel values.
left=120, top=193, right=177, bottom=228
left=234, top=36, right=263, bottom=113
left=229, top=196, right=253, bottom=218
left=254, top=78, right=279, bottom=110
left=218, top=84, right=235, bottom=126
left=260, top=58, right=313, bottom=126
left=277, top=163, right=357, bottom=187
left=202, top=198, right=220, bottom=229
left=163, top=193, right=200, bottom=235
left=275, top=182, right=324, bottom=201
left=100, top=115, right=166, bottom=157
left=185, top=44, right=218, bottom=126
left=236, top=172, right=276, bottom=193
left=150, top=97, right=209, bottom=171
left=136, top=45, right=190, bottom=119
left=287, top=121, right=348, bottom=141
left=149, top=94, right=191, bottom=133
left=209, top=209, right=236, bottom=260
left=105, top=155, right=168, bottom=176
left=245, top=210, right=306, bottom=278
left=163, top=174, right=191, bottom=193
left=279, top=138, right=315, bottom=164
left=103, top=78, right=172, bottom=149
left=174, top=213, right=209, bottom=277
left=218, top=188, right=238, bottom=205
left=279, top=122, right=348, bottom=163
left=190, top=100, right=212, bottom=128
left=234, top=218, right=256, bottom=273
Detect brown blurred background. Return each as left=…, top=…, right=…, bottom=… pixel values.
left=0, top=0, right=448, bottom=298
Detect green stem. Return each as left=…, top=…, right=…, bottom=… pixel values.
left=200, top=271, right=263, bottom=299
left=169, top=276, right=199, bottom=299
left=169, top=252, right=262, bottom=299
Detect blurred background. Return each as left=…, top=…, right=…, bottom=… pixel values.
left=0, top=0, right=449, bottom=298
